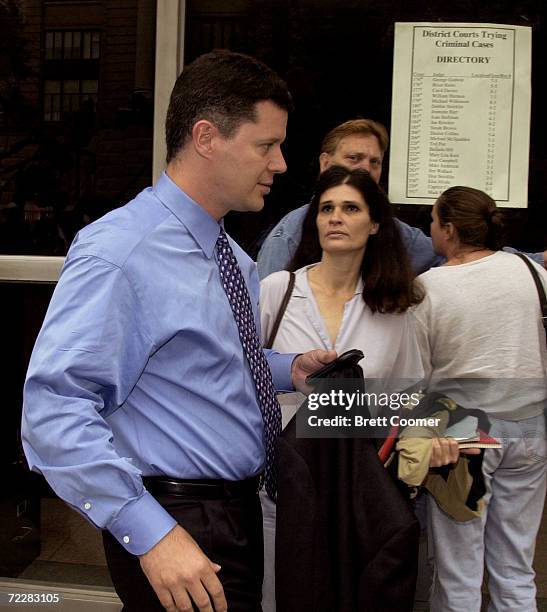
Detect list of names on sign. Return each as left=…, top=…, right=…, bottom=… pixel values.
left=389, top=23, right=531, bottom=208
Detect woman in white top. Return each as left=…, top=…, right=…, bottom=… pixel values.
left=261, top=165, right=425, bottom=382
left=412, top=186, right=547, bottom=612
left=259, top=165, right=429, bottom=611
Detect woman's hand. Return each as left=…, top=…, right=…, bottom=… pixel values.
left=429, top=437, right=481, bottom=467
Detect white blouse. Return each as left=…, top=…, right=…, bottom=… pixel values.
left=412, top=251, right=547, bottom=420
left=260, top=265, right=424, bottom=424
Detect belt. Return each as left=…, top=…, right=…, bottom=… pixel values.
left=143, top=474, right=263, bottom=500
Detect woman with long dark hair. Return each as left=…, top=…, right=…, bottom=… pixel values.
left=287, top=166, right=422, bottom=314
left=259, top=165, right=427, bottom=611
left=413, top=186, right=547, bottom=611
left=262, top=164, right=424, bottom=355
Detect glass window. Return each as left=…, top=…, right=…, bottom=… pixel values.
left=44, top=80, right=61, bottom=94
left=53, top=31, right=63, bottom=59
left=45, top=30, right=100, bottom=62
left=45, top=31, right=54, bottom=59
left=43, top=94, right=51, bottom=117
left=82, top=79, right=98, bottom=94
left=63, top=79, right=79, bottom=94
left=62, top=94, right=73, bottom=113
left=91, top=31, right=100, bottom=59
left=2, top=0, right=157, bottom=598
left=63, top=31, right=73, bottom=59
left=72, top=31, right=81, bottom=59
left=44, top=81, right=62, bottom=121
left=42, top=31, right=101, bottom=122
left=51, top=93, right=61, bottom=121
left=82, top=31, right=91, bottom=59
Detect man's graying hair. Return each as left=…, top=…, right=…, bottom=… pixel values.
left=320, top=119, right=389, bottom=156
left=165, top=50, right=293, bottom=163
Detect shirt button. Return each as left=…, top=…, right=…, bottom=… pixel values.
left=123, top=535, right=130, bottom=544
left=84, top=502, right=91, bottom=510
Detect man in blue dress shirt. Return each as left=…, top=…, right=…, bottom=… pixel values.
left=22, top=50, right=336, bottom=611
left=256, top=119, right=546, bottom=279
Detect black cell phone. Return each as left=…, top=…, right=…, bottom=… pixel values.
left=305, top=349, right=364, bottom=384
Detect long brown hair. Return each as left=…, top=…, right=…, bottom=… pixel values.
left=288, top=166, right=423, bottom=313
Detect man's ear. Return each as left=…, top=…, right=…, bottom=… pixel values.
left=192, top=120, right=217, bottom=159
left=319, top=152, right=332, bottom=173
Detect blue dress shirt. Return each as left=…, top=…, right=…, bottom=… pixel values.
left=22, top=172, right=295, bottom=556
left=256, top=203, right=544, bottom=279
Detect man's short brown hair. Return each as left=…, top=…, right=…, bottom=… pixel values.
left=320, top=119, right=389, bottom=156
left=166, top=50, right=292, bottom=163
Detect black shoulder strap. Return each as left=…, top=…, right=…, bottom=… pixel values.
left=514, top=253, right=547, bottom=346
left=265, top=272, right=296, bottom=349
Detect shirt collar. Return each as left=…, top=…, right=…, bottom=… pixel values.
left=153, top=171, right=221, bottom=258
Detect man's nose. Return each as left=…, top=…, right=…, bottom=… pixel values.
left=356, top=159, right=371, bottom=172
left=270, top=146, right=287, bottom=174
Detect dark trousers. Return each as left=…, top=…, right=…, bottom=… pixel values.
left=102, top=489, right=264, bottom=611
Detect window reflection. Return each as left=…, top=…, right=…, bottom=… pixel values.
left=0, top=3, right=155, bottom=258
left=2, top=281, right=114, bottom=588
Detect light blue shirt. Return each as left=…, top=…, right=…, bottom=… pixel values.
left=256, top=203, right=543, bottom=279
left=22, top=172, right=295, bottom=556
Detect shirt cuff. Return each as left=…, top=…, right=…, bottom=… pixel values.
left=107, top=490, right=177, bottom=555
left=265, top=350, right=297, bottom=392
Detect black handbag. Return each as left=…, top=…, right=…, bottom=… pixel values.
left=264, top=271, right=295, bottom=349
left=514, top=253, right=547, bottom=347
left=514, top=253, right=547, bottom=430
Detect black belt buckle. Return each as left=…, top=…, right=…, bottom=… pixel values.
left=144, top=475, right=263, bottom=500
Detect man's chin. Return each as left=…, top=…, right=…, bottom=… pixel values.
left=237, top=198, right=265, bottom=213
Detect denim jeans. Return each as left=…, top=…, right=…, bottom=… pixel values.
left=428, top=414, right=547, bottom=612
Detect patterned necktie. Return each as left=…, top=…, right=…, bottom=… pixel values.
left=216, top=228, right=282, bottom=501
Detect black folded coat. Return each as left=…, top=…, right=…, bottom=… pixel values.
left=275, top=360, right=420, bottom=612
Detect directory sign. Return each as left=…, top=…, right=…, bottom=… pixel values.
left=389, top=23, right=531, bottom=208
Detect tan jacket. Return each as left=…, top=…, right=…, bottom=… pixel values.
left=395, top=410, right=486, bottom=521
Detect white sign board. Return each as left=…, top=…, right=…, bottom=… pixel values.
left=389, top=22, right=531, bottom=208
